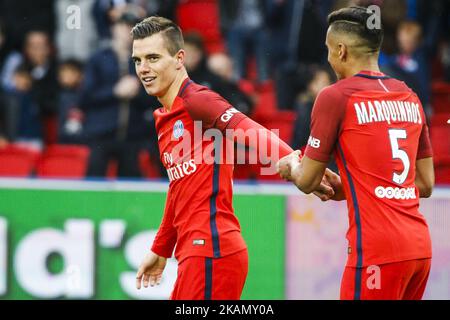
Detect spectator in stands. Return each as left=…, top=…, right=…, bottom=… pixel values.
left=0, top=30, right=57, bottom=149
left=218, top=0, right=271, bottom=83
left=207, top=52, right=254, bottom=115
left=0, top=0, right=55, bottom=51
left=57, top=59, right=85, bottom=144
left=441, top=3, right=450, bottom=82
left=291, top=65, right=332, bottom=150
left=93, top=0, right=177, bottom=43
left=184, top=33, right=253, bottom=115
left=1, top=30, right=58, bottom=119
left=268, top=0, right=329, bottom=109
left=183, top=33, right=223, bottom=90
left=0, top=86, right=6, bottom=147
left=1, top=64, right=43, bottom=150
left=444, top=43, right=450, bottom=83
left=93, top=0, right=147, bottom=43
left=0, top=20, right=9, bottom=70
left=382, top=20, right=432, bottom=116
left=55, top=0, right=99, bottom=62
left=0, top=20, right=10, bottom=146
left=78, top=11, right=157, bottom=178
left=291, top=64, right=337, bottom=171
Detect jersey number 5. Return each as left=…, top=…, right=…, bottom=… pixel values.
left=388, top=129, right=410, bottom=185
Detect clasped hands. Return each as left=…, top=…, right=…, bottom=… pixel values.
left=276, top=150, right=343, bottom=201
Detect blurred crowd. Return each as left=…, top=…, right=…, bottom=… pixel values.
left=0, top=0, right=449, bottom=179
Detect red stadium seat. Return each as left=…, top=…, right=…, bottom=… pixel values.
left=434, top=156, right=450, bottom=185
left=430, top=113, right=450, bottom=127
left=430, top=118, right=450, bottom=184
left=430, top=124, right=450, bottom=163
left=431, top=82, right=450, bottom=114
left=241, top=110, right=296, bottom=181
left=0, top=144, right=40, bottom=177
left=36, top=144, right=90, bottom=178
left=251, top=81, right=278, bottom=117
left=176, top=0, right=225, bottom=54
left=106, top=159, right=118, bottom=179
left=43, top=115, right=58, bottom=145
left=253, top=110, right=296, bottom=144
left=139, top=149, right=162, bottom=179
left=238, top=79, right=257, bottom=97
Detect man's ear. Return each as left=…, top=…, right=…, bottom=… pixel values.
left=175, top=49, right=185, bottom=69
left=338, top=43, right=347, bottom=62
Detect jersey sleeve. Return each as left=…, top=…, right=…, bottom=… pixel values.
left=417, top=122, right=433, bottom=159
left=184, top=89, right=246, bottom=131
left=230, top=116, right=294, bottom=159
left=151, top=193, right=177, bottom=258
left=304, top=86, right=347, bottom=163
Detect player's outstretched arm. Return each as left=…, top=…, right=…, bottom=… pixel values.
left=231, top=117, right=335, bottom=199
left=415, top=157, right=434, bottom=198
left=136, top=251, right=167, bottom=289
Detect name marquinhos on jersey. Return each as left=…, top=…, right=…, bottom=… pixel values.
left=354, top=100, right=422, bottom=125
left=163, top=152, right=197, bottom=182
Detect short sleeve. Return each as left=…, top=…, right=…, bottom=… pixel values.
left=184, top=89, right=246, bottom=131
left=417, top=122, right=433, bottom=159
left=304, top=86, right=347, bottom=163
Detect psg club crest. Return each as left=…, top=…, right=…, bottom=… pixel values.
left=173, top=120, right=184, bottom=139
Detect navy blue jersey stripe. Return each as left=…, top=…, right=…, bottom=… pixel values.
left=355, top=74, right=390, bottom=80
left=178, top=79, right=193, bottom=97
left=337, top=143, right=363, bottom=300
left=204, top=258, right=213, bottom=300
left=210, top=145, right=221, bottom=258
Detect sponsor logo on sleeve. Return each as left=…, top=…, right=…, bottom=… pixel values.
left=307, top=136, right=321, bottom=149
left=220, top=107, right=240, bottom=123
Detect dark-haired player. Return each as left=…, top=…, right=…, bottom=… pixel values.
left=131, top=16, right=335, bottom=300
left=278, top=6, right=434, bottom=300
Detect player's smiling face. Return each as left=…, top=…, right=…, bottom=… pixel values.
left=132, top=32, right=183, bottom=97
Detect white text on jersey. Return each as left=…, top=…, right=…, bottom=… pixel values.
left=354, top=100, right=422, bottom=125
left=375, top=186, right=417, bottom=200
left=220, top=108, right=239, bottom=123
left=308, top=136, right=321, bottom=149
left=166, top=159, right=197, bottom=182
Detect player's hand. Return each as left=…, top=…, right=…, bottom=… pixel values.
left=324, top=169, right=345, bottom=201
left=276, top=150, right=302, bottom=181
left=136, top=251, right=167, bottom=289
left=313, top=171, right=335, bottom=201
left=314, top=169, right=345, bottom=201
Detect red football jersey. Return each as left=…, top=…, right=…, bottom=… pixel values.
left=151, top=78, right=248, bottom=263
left=305, top=70, right=433, bottom=268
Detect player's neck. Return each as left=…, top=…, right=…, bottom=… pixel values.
left=344, top=59, right=380, bottom=79
left=158, top=70, right=189, bottom=112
